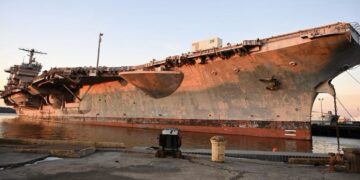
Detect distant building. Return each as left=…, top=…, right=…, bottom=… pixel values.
left=311, top=111, right=333, bottom=125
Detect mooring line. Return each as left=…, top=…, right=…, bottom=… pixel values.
left=346, top=70, right=360, bottom=87
left=336, top=97, right=356, bottom=121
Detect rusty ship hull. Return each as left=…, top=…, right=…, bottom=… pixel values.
left=2, top=22, right=360, bottom=140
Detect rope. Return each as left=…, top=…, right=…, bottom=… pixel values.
left=331, top=84, right=341, bottom=153
left=346, top=70, right=360, bottom=87
left=336, top=97, right=356, bottom=121
left=332, top=67, right=360, bottom=152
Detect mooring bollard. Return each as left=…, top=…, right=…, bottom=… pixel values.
left=343, top=148, right=360, bottom=173
left=210, top=136, right=226, bottom=162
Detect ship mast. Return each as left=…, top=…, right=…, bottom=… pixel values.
left=96, top=33, right=103, bottom=76
left=19, top=48, right=47, bottom=64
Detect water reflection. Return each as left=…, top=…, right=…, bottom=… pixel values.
left=181, top=131, right=312, bottom=152
left=1, top=115, right=359, bottom=153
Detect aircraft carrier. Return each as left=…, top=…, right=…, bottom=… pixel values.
left=1, top=22, right=360, bottom=140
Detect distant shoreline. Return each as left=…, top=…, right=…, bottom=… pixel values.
left=0, top=107, right=16, bottom=114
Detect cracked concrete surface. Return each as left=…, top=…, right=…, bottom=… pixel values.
left=0, top=151, right=359, bottom=180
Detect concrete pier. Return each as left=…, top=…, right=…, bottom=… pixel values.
left=1, top=146, right=360, bottom=179
left=0, top=147, right=48, bottom=169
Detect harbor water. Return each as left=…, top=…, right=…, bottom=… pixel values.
left=1, top=114, right=359, bottom=153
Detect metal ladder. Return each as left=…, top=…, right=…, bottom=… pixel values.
left=350, top=22, right=360, bottom=34
left=350, top=22, right=360, bottom=44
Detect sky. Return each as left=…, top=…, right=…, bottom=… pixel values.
left=0, top=0, right=359, bottom=119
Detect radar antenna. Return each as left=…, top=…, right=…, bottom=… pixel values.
left=19, top=48, right=47, bottom=64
